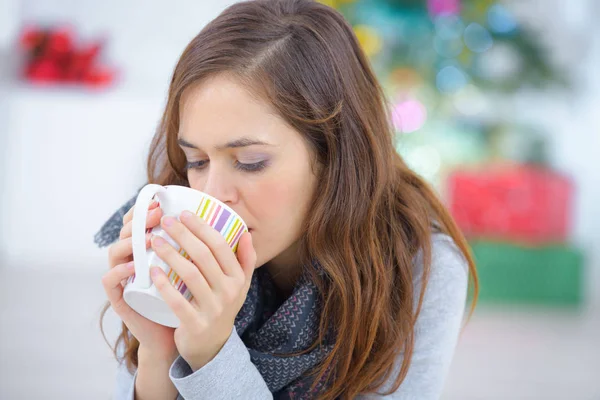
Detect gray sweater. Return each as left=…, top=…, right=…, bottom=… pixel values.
left=113, top=233, right=468, bottom=399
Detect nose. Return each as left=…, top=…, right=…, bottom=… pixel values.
left=201, top=163, right=237, bottom=205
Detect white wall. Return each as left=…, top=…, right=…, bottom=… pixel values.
left=0, top=87, right=162, bottom=267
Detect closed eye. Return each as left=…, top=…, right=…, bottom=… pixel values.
left=234, top=160, right=267, bottom=172
left=184, top=160, right=268, bottom=173
left=185, top=160, right=208, bottom=170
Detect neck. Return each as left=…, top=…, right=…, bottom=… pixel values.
left=264, top=240, right=304, bottom=299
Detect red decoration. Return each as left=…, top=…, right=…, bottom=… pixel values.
left=447, top=165, right=573, bottom=245
left=18, top=25, right=117, bottom=88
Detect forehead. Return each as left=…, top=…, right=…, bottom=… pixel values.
left=178, top=75, right=283, bottom=146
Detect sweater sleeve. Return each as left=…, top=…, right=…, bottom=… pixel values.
left=169, top=326, right=273, bottom=399
left=112, top=328, right=271, bottom=400
left=357, top=233, right=469, bottom=400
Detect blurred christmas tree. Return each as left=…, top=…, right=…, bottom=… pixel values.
left=322, top=0, right=584, bottom=306
left=321, top=0, right=565, bottom=187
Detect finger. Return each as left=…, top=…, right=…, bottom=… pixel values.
left=119, top=207, right=163, bottom=240
left=236, top=232, right=257, bottom=284
left=160, top=215, right=227, bottom=289
left=177, top=211, right=241, bottom=278
left=122, top=200, right=159, bottom=226
left=108, top=233, right=152, bottom=268
left=102, top=261, right=136, bottom=317
left=151, top=235, right=212, bottom=300
left=150, top=267, right=200, bottom=326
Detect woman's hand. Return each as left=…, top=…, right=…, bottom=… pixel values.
left=149, top=210, right=257, bottom=372
left=102, top=201, right=179, bottom=362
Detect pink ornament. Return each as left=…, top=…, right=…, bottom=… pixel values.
left=427, top=0, right=461, bottom=16
left=392, top=100, right=427, bottom=133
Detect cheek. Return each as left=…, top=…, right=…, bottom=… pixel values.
left=244, top=173, right=309, bottom=266
left=246, top=176, right=299, bottom=221
left=243, top=161, right=316, bottom=233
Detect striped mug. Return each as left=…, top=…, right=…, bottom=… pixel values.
left=123, top=184, right=248, bottom=328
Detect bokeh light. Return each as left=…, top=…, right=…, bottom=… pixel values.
left=487, top=4, right=518, bottom=34
left=436, top=63, right=468, bottom=93
left=464, top=22, right=493, bottom=53
left=434, top=14, right=465, bottom=40
left=392, top=99, right=428, bottom=133
left=427, top=0, right=461, bottom=17
left=405, top=145, right=442, bottom=180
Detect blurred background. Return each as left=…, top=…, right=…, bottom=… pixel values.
left=0, top=0, right=598, bottom=399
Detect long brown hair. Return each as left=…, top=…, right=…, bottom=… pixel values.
left=100, top=0, right=478, bottom=398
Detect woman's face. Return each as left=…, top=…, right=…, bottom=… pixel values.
left=178, top=74, right=319, bottom=272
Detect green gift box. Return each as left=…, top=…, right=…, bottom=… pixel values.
left=468, top=241, right=585, bottom=305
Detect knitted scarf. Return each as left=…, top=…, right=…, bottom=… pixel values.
left=94, top=194, right=336, bottom=399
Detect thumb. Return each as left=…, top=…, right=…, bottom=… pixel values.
left=237, top=231, right=257, bottom=283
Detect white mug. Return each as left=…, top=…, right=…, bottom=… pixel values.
left=123, top=184, right=248, bottom=327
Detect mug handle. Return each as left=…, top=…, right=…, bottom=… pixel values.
left=131, top=184, right=167, bottom=289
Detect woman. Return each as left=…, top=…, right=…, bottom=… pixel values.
left=96, top=0, right=478, bottom=399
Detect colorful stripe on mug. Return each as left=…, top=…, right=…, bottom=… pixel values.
left=167, top=267, right=193, bottom=301
left=165, top=196, right=247, bottom=301
left=195, top=197, right=247, bottom=249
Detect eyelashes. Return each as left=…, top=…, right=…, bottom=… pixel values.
left=184, top=160, right=268, bottom=173
left=184, top=160, right=207, bottom=170
left=235, top=160, right=268, bottom=172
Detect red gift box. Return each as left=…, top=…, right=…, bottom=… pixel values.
left=447, top=165, right=573, bottom=245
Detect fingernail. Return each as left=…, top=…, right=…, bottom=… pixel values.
left=162, top=216, right=175, bottom=227
left=149, top=200, right=158, bottom=208
left=152, top=236, right=166, bottom=247
left=127, top=261, right=135, bottom=270
left=151, top=267, right=161, bottom=277
left=181, top=210, right=194, bottom=221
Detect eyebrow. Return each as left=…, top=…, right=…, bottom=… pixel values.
left=177, top=137, right=272, bottom=150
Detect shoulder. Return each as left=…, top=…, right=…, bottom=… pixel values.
left=409, top=233, right=469, bottom=345
left=412, top=232, right=469, bottom=305
left=357, top=234, right=470, bottom=398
